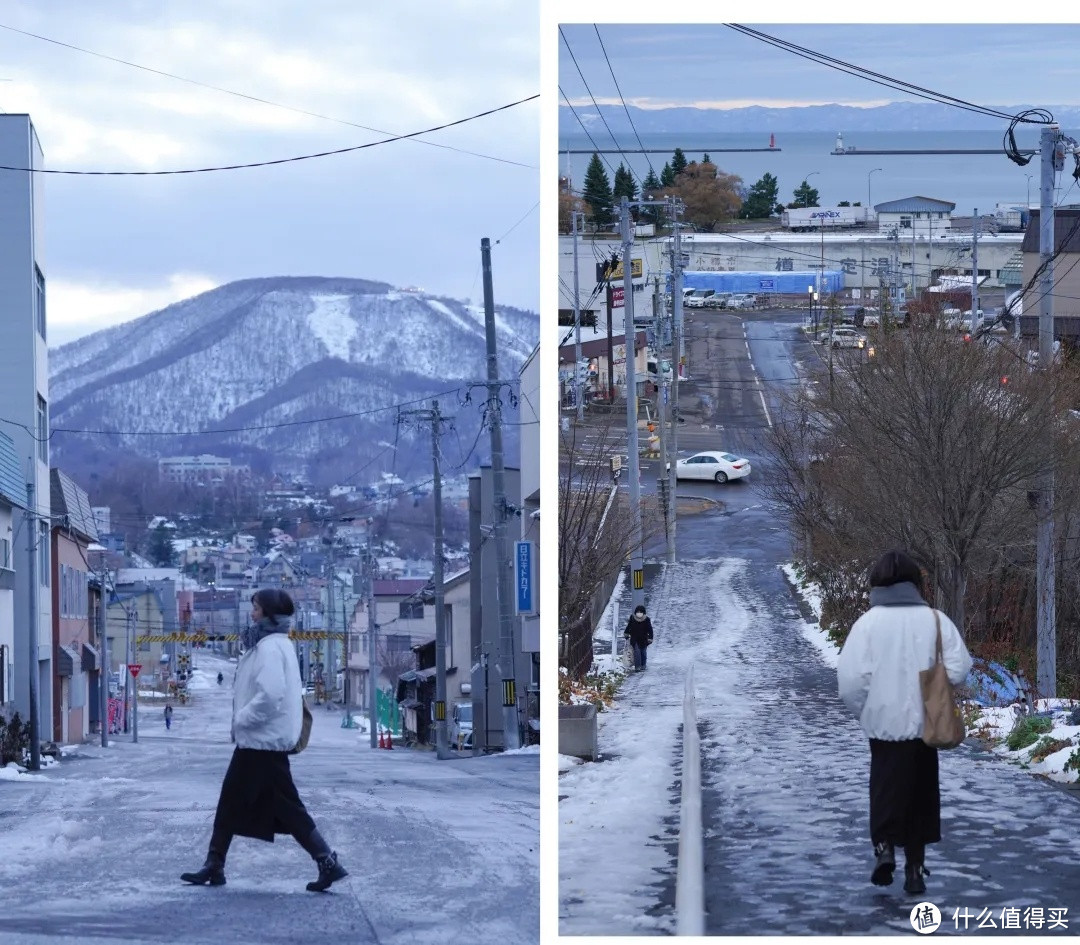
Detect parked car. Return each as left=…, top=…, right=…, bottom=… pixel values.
left=667, top=450, right=751, bottom=484
left=685, top=289, right=715, bottom=308
left=703, top=293, right=731, bottom=309
left=450, top=702, right=473, bottom=750
left=829, top=327, right=866, bottom=349
left=647, top=358, right=673, bottom=382
left=727, top=294, right=756, bottom=310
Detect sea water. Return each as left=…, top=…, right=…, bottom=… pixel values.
left=557, top=130, right=1069, bottom=216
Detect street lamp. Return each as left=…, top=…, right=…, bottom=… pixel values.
left=803, top=171, right=820, bottom=208
left=868, top=168, right=883, bottom=213
left=1025, top=173, right=1034, bottom=209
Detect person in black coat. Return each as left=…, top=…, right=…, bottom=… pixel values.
left=624, top=605, right=654, bottom=670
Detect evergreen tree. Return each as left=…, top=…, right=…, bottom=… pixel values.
left=671, top=147, right=689, bottom=178
left=148, top=523, right=178, bottom=567
left=582, top=153, right=614, bottom=226
left=702, top=153, right=711, bottom=164
left=739, top=172, right=781, bottom=219
left=660, top=161, right=675, bottom=187
left=612, top=162, right=638, bottom=202
left=791, top=180, right=820, bottom=208
left=641, top=168, right=662, bottom=224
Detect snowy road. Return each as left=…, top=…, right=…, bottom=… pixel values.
left=560, top=313, right=1080, bottom=936
left=0, top=655, right=538, bottom=945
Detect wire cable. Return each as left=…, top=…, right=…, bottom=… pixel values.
left=0, top=94, right=539, bottom=175
left=725, top=25, right=1051, bottom=126
left=592, top=24, right=657, bottom=183
left=0, top=22, right=538, bottom=171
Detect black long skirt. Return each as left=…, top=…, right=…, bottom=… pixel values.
left=869, top=738, right=941, bottom=848
left=212, top=747, right=316, bottom=843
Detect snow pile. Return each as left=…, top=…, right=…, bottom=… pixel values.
left=0, top=761, right=28, bottom=780
left=780, top=562, right=837, bottom=668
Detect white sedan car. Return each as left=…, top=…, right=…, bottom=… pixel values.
left=669, top=451, right=751, bottom=484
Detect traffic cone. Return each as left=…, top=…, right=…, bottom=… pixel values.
left=378, top=730, right=385, bottom=749
left=385, top=729, right=393, bottom=750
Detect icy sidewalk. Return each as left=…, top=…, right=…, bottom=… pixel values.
left=559, top=559, right=1080, bottom=936
left=0, top=655, right=538, bottom=945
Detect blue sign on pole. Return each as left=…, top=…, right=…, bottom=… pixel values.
left=759, top=279, right=775, bottom=290
left=515, top=540, right=536, bottom=616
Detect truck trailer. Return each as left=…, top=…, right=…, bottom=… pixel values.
left=781, top=206, right=870, bottom=232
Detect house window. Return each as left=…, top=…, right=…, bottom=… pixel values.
left=0, top=537, right=9, bottom=569
left=398, top=600, right=423, bottom=620
left=35, top=266, right=46, bottom=340
left=899, top=216, right=912, bottom=229
left=385, top=633, right=411, bottom=654
left=37, top=395, right=48, bottom=463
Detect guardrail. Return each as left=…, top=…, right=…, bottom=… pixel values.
left=675, top=664, right=705, bottom=935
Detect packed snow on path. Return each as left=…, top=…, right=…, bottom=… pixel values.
left=0, top=654, right=538, bottom=945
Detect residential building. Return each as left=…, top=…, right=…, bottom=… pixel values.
left=110, top=585, right=166, bottom=685
left=468, top=465, right=530, bottom=752
left=49, top=468, right=99, bottom=744
left=1019, top=207, right=1080, bottom=342
left=0, top=115, right=53, bottom=738
left=0, top=431, right=22, bottom=711
left=874, top=196, right=956, bottom=236
left=518, top=344, right=541, bottom=741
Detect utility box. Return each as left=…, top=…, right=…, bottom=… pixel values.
left=559, top=703, right=598, bottom=761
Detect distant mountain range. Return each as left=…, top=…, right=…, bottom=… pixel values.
left=48, top=277, right=539, bottom=487
left=560, top=102, right=1080, bottom=135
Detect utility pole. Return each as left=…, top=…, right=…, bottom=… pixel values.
left=480, top=237, right=521, bottom=751
left=325, top=529, right=336, bottom=708
left=25, top=480, right=39, bottom=771
left=399, top=400, right=451, bottom=759
left=1036, top=123, right=1062, bottom=699
left=655, top=274, right=674, bottom=564
left=605, top=273, right=616, bottom=403
left=366, top=528, right=379, bottom=749
left=668, top=198, right=685, bottom=555
left=572, top=210, right=585, bottom=421
left=97, top=563, right=109, bottom=748
left=971, top=209, right=980, bottom=330
left=621, top=197, right=645, bottom=611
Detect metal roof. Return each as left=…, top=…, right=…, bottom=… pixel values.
left=0, top=431, right=24, bottom=509
left=50, top=468, right=98, bottom=542
left=874, top=196, right=957, bottom=213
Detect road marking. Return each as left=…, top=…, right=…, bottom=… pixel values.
left=758, top=389, right=773, bottom=428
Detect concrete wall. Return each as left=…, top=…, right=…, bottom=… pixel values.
left=0, top=116, right=52, bottom=735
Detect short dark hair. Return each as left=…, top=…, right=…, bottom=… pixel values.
left=869, top=550, right=924, bottom=590
left=633, top=605, right=646, bottom=615
left=252, top=588, right=295, bottom=623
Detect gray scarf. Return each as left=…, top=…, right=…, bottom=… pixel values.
left=241, top=615, right=291, bottom=651
left=869, top=581, right=928, bottom=607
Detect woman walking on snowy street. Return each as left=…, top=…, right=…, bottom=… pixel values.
left=624, top=605, right=654, bottom=671
left=837, top=550, right=972, bottom=895
left=180, top=588, right=348, bottom=892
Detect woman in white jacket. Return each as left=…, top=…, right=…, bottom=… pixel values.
left=837, top=550, right=972, bottom=896
left=181, top=589, right=348, bottom=892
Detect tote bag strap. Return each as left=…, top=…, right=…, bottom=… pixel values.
left=932, top=609, right=944, bottom=663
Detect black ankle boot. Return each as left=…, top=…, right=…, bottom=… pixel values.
left=904, top=862, right=929, bottom=894
left=870, top=842, right=896, bottom=886
left=306, top=851, right=348, bottom=892
left=180, top=849, right=226, bottom=886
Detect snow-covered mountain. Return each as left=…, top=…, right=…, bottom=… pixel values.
left=49, top=276, right=539, bottom=485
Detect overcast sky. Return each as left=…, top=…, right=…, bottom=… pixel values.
left=558, top=22, right=1080, bottom=110
left=0, top=1, right=538, bottom=345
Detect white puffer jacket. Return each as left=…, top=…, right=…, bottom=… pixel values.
left=232, top=632, right=303, bottom=751
left=837, top=604, right=972, bottom=741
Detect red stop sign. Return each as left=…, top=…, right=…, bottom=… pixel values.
left=127, top=664, right=142, bottom=678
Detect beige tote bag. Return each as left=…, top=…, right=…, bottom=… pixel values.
left=920, top=610, right=966, bottom=749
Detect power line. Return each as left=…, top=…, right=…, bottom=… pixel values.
left=592, top=25, right=657, bottom=183
left=559, top=85, right=619, bottom=180
left=495, top=201, right=540, bottom=244
left=0, top=22, right=538, bottom=171
left=558, top=26, right=641, bottom=187
left=0, top=94, right=539, bottom=176
left=725, top=25, right=1052, bottom=127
